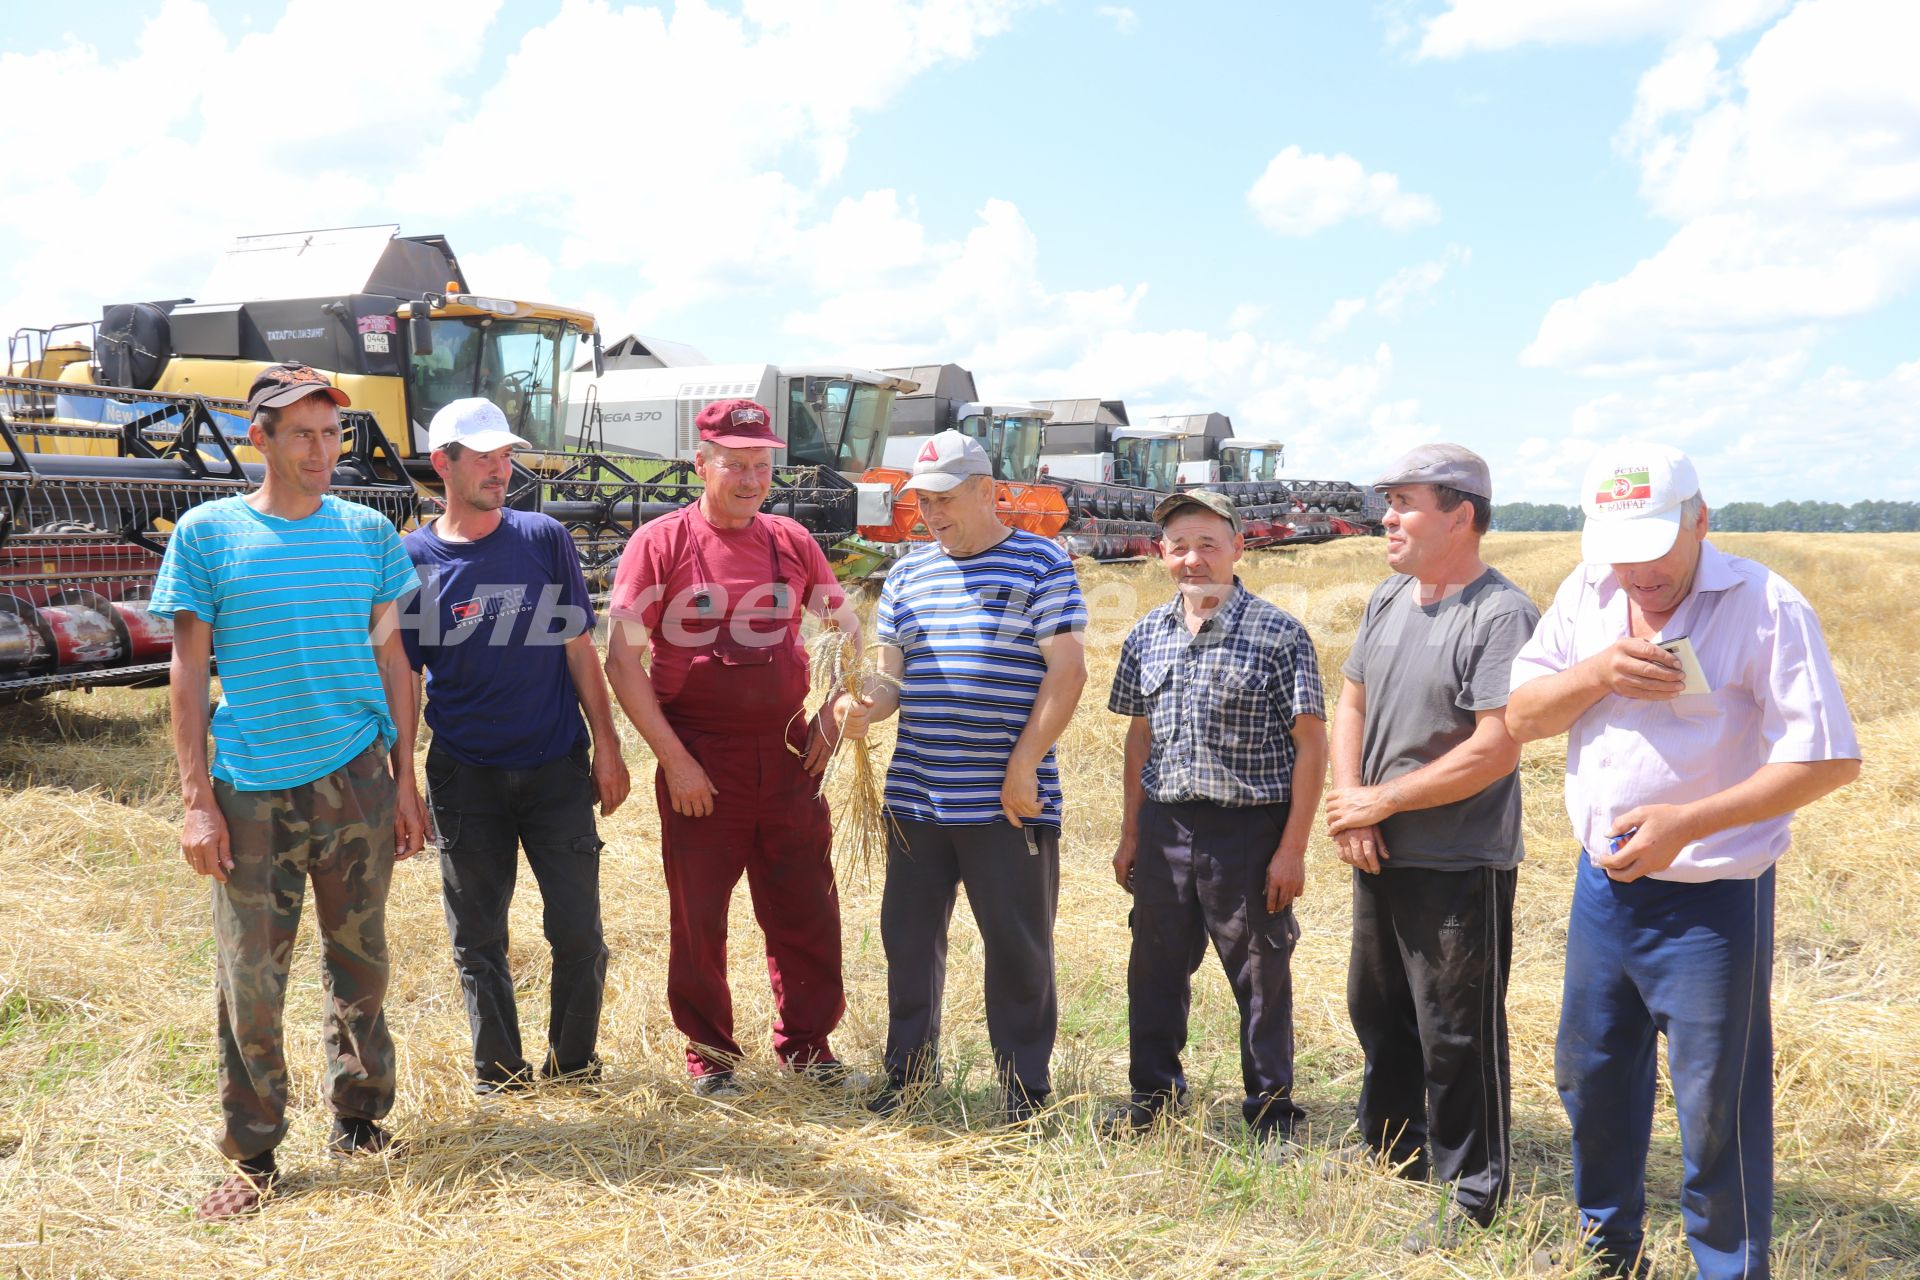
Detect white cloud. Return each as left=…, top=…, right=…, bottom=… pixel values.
left=1246, top=146, right=1440, bottom=236
left=1504, top=354, right=1920, bottom=502
left=1522, top=0, right=1920, bottom=375
left=1226, top=302, right=1269, bottom=330
left=0, top=0, right=1036, bottom=333
left=1314, top=297, right=1368, bottom=339
left=1415, top=0, right=1788, bottom=59
left=1373, top=245, right=1470, bottom=319
left=1097, top=5, right=1138, bottom=35
left=784, top=200, right=1440, bottom=478
left=0, top=0, right=498, bottom=327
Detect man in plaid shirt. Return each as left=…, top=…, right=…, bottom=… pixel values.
left=1109, top=489, right=1327, bottom=1151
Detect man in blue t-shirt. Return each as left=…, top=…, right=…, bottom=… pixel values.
left=150, top=363, right=426, bottom=1221
left=401, top=399, right=631, bottom=1095
left=837, top=431, right=1088, bottom=1123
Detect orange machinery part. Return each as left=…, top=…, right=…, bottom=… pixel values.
left=858, top=468, right=1070, bottom=541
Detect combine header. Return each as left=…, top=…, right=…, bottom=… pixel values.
left=0, top=379, right=415, bottom=700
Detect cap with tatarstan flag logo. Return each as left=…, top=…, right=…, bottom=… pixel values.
left=1579, top=441, right=1700, bottom=565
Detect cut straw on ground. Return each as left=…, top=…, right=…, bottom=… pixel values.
left=0, top=533, right=1915, bottom=1278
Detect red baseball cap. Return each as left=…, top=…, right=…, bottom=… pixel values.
left=696, top=398, right=784, bottom=450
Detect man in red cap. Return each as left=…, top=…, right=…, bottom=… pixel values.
left=604, top=399, right=865, bottom=1097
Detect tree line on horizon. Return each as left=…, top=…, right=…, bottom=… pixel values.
left=1490, top=500, right=1920, bottom=533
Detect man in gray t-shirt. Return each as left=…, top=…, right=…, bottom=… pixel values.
left=1321, top=444, right=1540, bottom=1247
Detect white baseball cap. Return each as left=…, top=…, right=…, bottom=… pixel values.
left=1579, top=441, right=1701, bottom=565
left=428, top=398, right=530, bottom=454
left=899, top=430, right=994, bottom=493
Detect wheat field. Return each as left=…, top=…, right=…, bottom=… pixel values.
left=0, top=533, right=1914, bottom=1278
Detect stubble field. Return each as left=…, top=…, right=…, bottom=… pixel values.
left=0, top=532, right=1915, bottom=1278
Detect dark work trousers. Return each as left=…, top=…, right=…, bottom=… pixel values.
left=880, top=816, right=1060, bottom=1103
left=425, top=739, right=608, bottom=1085
left=1348, top=863, right=1515, bottom=1224
left=1558, top=853, right=1775, bottom=1280
left=1129, top=798, right=1304, bottom=1137
left=657, top=727, right=844, bottom=1077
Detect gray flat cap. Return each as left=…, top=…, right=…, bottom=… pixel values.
left=1372, top=442, right=1492, bottom=500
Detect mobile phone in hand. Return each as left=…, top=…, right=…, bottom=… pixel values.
left=1655, top=634, right=1711, bottom=695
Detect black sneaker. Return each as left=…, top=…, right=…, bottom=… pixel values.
left=326, top=1117, right=402, bottom=1158
left=692, top=1071, right=744, bottom=1100
left=1002, top=1088, right=1047, bottom=1128
left=794, top=1059, right=872, bottom=1091
left=542, top=1056, right=606, bottom=1089
left=475, top=1068, right=536, bottom=1098
left=865, top=1076, right=914, bottom=1116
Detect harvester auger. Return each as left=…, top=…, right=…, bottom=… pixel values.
left=0, top=379, right=416, bottom=700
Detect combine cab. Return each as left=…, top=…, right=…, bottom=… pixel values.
left=0, top=380, right=415, bottom=700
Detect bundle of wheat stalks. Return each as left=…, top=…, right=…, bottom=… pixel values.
left=808, top=626, right=897, bottom=880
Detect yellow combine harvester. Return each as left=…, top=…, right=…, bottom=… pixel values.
left=5, top=224, right=599, bottom=472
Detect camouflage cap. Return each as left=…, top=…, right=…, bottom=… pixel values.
left=245, top=362, right=350, bottom=416
left=1152, top=488, right=1243, bottom=534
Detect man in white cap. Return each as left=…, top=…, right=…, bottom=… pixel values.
left=1507, top=443, right=1860, bottom=1279
left=838, top=429, right=1088, bottom=1123
left=1321, top=443, right=1539, bottom=1246
left=402, top=398, right=630, bottom=1094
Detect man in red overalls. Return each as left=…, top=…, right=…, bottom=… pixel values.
left=604, top=399, right=865, bottom=1098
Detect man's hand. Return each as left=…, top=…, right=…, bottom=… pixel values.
left=1113, top=833, right=1138, bottom=894
left=182, top=798, right=232, bottom=883
left=803, top=711, right=839, bottom=777
left=1594, top=638, right=1686, bottom=701
left=394, top=783, right=427, bottom=860
left=1595, top=803, right=1697, bottom=882
left=1001, top=760, right=1042, bottom=828
left=1325, top=783, right=1401, bottom=835
left=593, top=748, right=631, bottom=816
left=833, top=691, right=876, bottom=742
left=1333, top=823, right=1390, bottom=875
left=1265, top=845, right=1306, bottom=913
left=663, top=749, right=720, bottom=818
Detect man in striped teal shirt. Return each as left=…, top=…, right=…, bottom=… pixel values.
left=837, top=431, right=1087, bottom=1124
left=151, top=363, right=425, bottom=1221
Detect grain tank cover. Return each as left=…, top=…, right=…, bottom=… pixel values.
left=198, top=225, right=463, bottom=302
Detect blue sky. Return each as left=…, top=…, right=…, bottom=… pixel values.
left=5, top=0, right=1916, bottom=502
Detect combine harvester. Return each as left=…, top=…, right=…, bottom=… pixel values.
left=861, top=364, right=1077, bottom=556
left=1140, top=411, right=1378, bottom=544
left=0, top=379, right=414, bottom=700
left=859, top=368, right=1380, bottom=564
left=863, top=367, right=1157, bottom=562
left=563, top=361, right=918, bottom=578
left=1, top=226, right=863, bottom=693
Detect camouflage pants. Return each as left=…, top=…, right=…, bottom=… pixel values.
left=211, top=743, right=397, bottom=1161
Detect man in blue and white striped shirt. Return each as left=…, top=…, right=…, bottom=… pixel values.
left=152, top=363, right=425, bottom=1220
left=837, top=431, right=1087, bottom=1124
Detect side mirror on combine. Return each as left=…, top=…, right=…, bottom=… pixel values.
left=592, top=331, right=606, bottom=378
left=408, top=302, right=433, bottom=357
